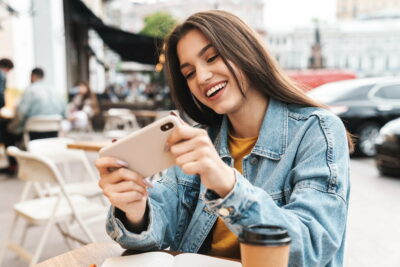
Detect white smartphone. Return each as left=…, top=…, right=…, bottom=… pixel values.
left=99, top=115, right=181, bottom=177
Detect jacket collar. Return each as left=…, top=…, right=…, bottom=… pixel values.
left=213, top=97, right=288, bottom=160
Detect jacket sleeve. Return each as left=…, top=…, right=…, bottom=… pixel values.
left=106, top=167, right=180, bottom=251
left=203, top=114, right=350, bottom=267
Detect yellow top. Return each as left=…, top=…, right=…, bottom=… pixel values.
left=207, top=134, right=258, bottom=259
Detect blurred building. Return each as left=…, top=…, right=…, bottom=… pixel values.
left=104, top=0, right=266, bottom=35
left=267, top=10, right=400, bottom=77
left=0, top=0, right=64, bottom=93
left=64, top=0, right=106, bottom=93
left=337, top=0, right=400, bottom=20
left=0, top=0, right=162, bottom=100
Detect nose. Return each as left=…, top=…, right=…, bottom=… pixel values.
left=196, top=65, right=212, bottom=84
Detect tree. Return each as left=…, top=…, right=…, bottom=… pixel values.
left=140, top=12, right=178, bottom=38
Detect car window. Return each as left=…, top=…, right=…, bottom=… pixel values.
left=308, top=81, right=375, bottom=103
left=374, top=84, right=400, bottom=99
left=335, top=85, right=373, bottom=101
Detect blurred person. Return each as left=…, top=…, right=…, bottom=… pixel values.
left=0, top=58, right=14, bottom=138
left=0, top=58, right=14, bottom=175
left=8, top=68, right=66, bottom=136
left=65, top=81, right=99, bottom=131
left=99, top=85, right=119, bottom=102
left=0, top=58, right=14, bottom=109
left=143, top=83, right=157, bottom=100
left=96, top=11, right=352, bottom=267
left=1, top=68, right=65, bottom=174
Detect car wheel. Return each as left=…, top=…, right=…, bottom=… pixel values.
left=355, top=122, right=381, bottom=157
left=378, top=167, right=400, bottom=177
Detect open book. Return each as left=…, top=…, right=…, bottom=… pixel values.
left=101, top=251, right=242, bottom=267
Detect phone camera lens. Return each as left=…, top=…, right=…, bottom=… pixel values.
left=161, top=122, right=174, bottom=132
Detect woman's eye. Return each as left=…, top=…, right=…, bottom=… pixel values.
left=185, top=71, right=195, bottom=79
left=207, top=54, right=219, bottom=63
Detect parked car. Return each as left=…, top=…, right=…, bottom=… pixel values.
left=375, top=118, right=400, bottom=177
left=307, top=77, right=400, bottom=157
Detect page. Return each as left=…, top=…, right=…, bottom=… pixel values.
left=101, top=251, right=174, bottom=267
left=174, top=253, right=242, bottom=267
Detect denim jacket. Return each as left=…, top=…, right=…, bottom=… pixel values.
left=106, top=97, right=350, bottom=267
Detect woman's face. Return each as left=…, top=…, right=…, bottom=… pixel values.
left=177, top=29, right=248, bottom=116
left=79, top=84, right=88, bottom=95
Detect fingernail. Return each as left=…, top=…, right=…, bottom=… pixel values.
left=116, top=160, right=129, bottom=167
left=112, top=138, right=118, bottom=143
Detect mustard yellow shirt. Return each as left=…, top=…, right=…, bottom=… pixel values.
left=207, top=134, right=258, bottom=259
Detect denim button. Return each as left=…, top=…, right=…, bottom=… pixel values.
left=218, top=208, right=230, bottom=217
left=250, top=156, right=258, bottom=165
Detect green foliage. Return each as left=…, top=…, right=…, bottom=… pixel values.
left=140, top=12, right=178, bottom=38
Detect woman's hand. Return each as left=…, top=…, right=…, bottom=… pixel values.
left=95, top=157, right=151, bottom=226
left=167, top=124, right=235, bottom=198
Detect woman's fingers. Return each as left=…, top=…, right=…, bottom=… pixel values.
left=107, top=190, right=146, bottom=206
left=169, top=133, right=210, bottom=156
left=180, top=161, right=202, bottom=176
left=167, top=125, right=209, bottom=153
left=99, top=167, right=147, bottom=188
left=174, top=146, right=210, bottom=167
left=95, top=157, right=129, bottom=175
left=102, top=180, right=148, bottom=197
left=167, top=125, right=207, bottom=147
left=170, top=111, right=188, bottom=125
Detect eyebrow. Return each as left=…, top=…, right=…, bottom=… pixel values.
left=180, top=43, right=213, bottom=70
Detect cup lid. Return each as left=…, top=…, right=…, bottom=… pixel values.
left=238, top=224, right=291, bottom=246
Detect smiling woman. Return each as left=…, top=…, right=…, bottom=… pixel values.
left=176, top=29, right=266, bottom=121
left=97, top=10, right=352, bottom=267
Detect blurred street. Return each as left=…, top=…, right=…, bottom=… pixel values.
left=345, top=158, right=400, bottom=266
left=1, top=157, right=400, bottom=266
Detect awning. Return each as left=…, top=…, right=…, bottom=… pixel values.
left=69, top=0, right=163, bottom=65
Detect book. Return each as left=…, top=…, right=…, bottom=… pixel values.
left=101, top=251, right=242, bottom=267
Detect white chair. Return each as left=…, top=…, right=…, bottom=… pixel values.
left=0, top=143, right=8, bottom=168
left=103, top=108, right=139, bottom=138
left=0, top=146, right=106, bottom=267
left=23, top=115, right=63, bottom=148
left=27, top=137, right=105, bottom=203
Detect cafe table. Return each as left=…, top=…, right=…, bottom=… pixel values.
left=67, top=140, right=111, bottom=152
left=33, top=242, right=124, bottom=267
left=33, top=242, right=241, bottom=267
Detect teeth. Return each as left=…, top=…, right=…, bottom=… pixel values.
left=206, top=82, right=227, bottom=97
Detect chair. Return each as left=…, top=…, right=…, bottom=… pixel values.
left=103, top=108, right=139, bottom=138
left=0, top=143, right=8, bottom=168
left=0, top=147, right=106, bottom=267
left=27, top=137, right=105, bottom=203
left=23, top=115, right=62, bottom=148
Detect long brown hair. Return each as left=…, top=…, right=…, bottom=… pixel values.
left=164, top=10, right=353, bottom=151
left=76, top=81, right=99, bottom=115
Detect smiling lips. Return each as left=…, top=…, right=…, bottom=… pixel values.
left=205, top=81, right=227, bottom=98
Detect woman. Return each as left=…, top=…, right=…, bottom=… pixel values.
left=67, top=82, right=99, bottom=130
left=96, top=10, right=352, bottom=266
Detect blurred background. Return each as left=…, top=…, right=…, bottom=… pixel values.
left=1, top=0, right=398, bottom=110
left=1, top=0, right=399, bottom=114
left=1, top=0, right=400, bottom=266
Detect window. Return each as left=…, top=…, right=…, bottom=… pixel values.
left=374, top=84, right=400, bottom=99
